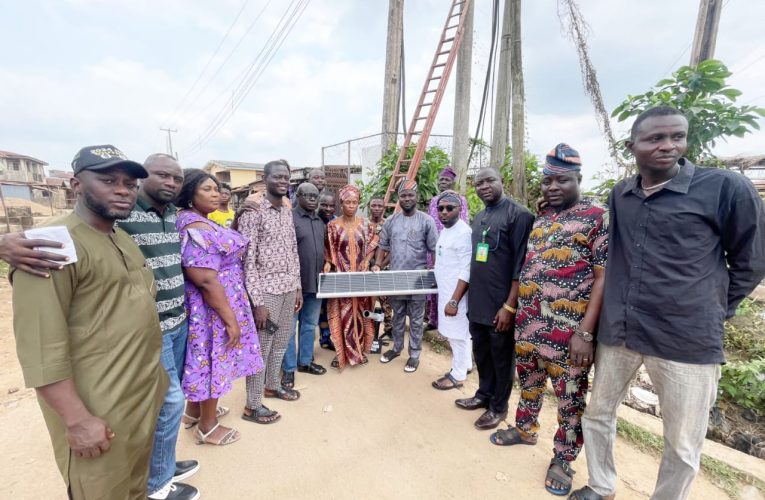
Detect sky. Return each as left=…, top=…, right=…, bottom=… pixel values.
left=1, top=0, right=764, bottom=186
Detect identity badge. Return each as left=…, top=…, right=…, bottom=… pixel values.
left=475, top=242, right=489, bottom=262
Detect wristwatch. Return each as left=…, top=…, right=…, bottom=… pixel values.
left=576, top=329, right=594, bottom=342
left=447, top=299, right=459, bottom=308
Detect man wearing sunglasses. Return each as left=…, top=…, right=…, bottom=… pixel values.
left=431, top=191, right=473, bottom=391
left=455, top=166, right=534, bottom=431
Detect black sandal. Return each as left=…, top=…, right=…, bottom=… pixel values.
left=264, top=387, right=300, bottom=401
left=432, top=372, right=463, bottom=390
left=281, top=371, right=295, bottom=388
left=545, top=457, right=575, bottom=496
left=404, top=357, right=419, bottom=373
left=489, top=427, right=538, bottom=446
left=241, top=405, right=281, bottom=425
left=331, top=356, right=340, bottom=369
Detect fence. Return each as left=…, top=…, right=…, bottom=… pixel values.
left=320, top=132, right=494, bottom=181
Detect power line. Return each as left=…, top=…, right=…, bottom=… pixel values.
left=163, top=0, right=251, bottom=127
left=171, top=0, right=276, bottom=126
left=467, top=0, right=500, bottom=168
left=181, top=0, right=310, bottom=156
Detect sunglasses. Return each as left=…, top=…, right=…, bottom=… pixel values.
left=437, top=205, right=457, bottom=213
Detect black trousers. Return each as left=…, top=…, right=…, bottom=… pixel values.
left=469, top=321, right=516, bottom=413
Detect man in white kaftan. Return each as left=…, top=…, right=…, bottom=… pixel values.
left=431, top=191, right=473, bottom=390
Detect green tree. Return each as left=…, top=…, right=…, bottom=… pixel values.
left=357, top=143, right=450, bottom=210
left=611, top=59, right=765, bottom=164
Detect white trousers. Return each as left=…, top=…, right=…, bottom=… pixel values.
left=447, top=337, right=472, bottom=381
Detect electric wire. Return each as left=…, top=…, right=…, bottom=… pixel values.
left=180, top=0, right=309, bottom=156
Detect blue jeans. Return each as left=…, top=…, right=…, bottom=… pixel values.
left=147, top=322, right=188, bottom=494
left=282, top=292, right=322, bottom=372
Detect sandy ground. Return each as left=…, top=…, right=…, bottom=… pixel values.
left=0, top=278, right=726, bottom=499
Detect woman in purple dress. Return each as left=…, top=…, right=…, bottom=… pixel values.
left=176, top=169, right=264, bottom=446
left=426, top=166, right=469, bottom=329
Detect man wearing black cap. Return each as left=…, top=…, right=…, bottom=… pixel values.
left=11, top=145, right=168, bottom=499
left=489, top=144, right=608, bottom=497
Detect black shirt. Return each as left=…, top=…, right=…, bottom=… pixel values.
left=599, top=159, right=765, bottom=364
left=292, top=206, right=325, bottom=294
left=468, top=196, right=534, bottom=326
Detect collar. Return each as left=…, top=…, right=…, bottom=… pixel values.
left=295, top=205, right=318, bottom=219
left=135, top=194, right=177, bottom=215
left=622, top=158, right=694, bottom=196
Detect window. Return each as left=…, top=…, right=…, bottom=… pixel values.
left=11, top=160, right=20, bottom=170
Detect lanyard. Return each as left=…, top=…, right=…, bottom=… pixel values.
left=481, top=226, right=491, bottom=243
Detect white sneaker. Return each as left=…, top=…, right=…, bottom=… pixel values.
left=148, top=482, right=200, bottom=500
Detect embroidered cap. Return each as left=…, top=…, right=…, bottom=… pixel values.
left=71, top=145, right=148, bottom=178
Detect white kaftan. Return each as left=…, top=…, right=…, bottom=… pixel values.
left=433, top=219, right=472, bottom=341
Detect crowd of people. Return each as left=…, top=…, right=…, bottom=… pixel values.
left=2, top=105, right=765, bottom=500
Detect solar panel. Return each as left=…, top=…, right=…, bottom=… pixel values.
left=316, top=270, right=438, bottom=299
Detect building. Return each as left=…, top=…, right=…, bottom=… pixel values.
left=0, top=150, right=48, bottom=184
left=203, top=160, right=265, bottom=189
left=721, top=155, right=765, bottom=195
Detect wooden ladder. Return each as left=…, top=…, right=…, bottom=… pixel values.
left=382, top=0, right=472, bottom=211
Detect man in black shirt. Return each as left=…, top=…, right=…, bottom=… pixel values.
left=570, top=107, right=765, bottom=500
left=282, top=182, right=327, bottom=388
left=455, top=167, right=534, bottom=430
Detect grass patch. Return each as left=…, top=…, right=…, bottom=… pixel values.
left=0, top=260, right=8, bottom=279
left=616, top=417, right=765, bottom=499
left=725, top=298, right=765, bottom=360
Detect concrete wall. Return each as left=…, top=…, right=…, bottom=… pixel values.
left=0, top=158, right=45, bottom=183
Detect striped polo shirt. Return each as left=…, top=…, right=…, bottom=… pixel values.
left=116, top=196, right=187, bottom=333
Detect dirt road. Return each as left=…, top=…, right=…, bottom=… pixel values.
left=0, top=279, right=725, bottom=499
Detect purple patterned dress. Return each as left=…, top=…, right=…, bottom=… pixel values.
left=426, top=193, right=470, bottom=327
left=177, top=211, right=264, bottom=402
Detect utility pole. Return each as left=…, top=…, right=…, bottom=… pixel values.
left=381, top=0, right=404, bottom=157
left=509, top=0, right=526, bottom=204
left=160, top=127, right=178, bottom=158
left=490, top=0, right=513, bottom=172
left=690, top=0, right=723, bottom=66
left=452, top=0, right=474, bottom=192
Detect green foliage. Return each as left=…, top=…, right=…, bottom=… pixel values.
left=612, top=59, right=765, bottom=164
left=718, top=358, right=765, bottom=413
left=0, top=260, right=8, bottom=279
left=357, top=143, right=450, bottom=210
left=724, top=298, right=765, bottom=359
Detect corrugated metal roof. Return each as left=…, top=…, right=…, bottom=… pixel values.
left=0, top=150, right=48, bottom=165
left=204, top=160, right=265, bottom=171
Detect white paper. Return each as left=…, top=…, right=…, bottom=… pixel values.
left=24, top=226, right=78, bottom=265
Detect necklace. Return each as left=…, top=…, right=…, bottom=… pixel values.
left=641, top=165, right=680, bottom=191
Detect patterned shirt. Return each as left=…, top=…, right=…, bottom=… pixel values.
left=116, top=196, right=186, bottom=333
left=237, top=195, right=300, bottom=306
left=516, top=197, right=608, bottom=343
left=379, top=210, right=438, bottom=271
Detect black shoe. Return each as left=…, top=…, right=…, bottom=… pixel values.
left=454, top=396, right=490, bottom=411
left=281, top=371, right=295, bottom=388
left=172, top=460, right=199, bottom=482
left=297, top=362, right=327, bottom=375
left=149, top=482, right=200, bottom=500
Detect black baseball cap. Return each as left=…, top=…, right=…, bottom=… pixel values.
left=71, top=145, right=148, bottom=178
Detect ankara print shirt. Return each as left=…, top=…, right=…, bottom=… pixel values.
left=515, top=197, right=608, bottom=346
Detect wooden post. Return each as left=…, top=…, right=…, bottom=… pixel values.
left=490, top=0, right=513, bottom=171
left=381, top=0, right=404, bottom=156
left=509, top=0, right=526, bottom=204
left=689, top=0, right=723, bottom=66
left=0, top=185, right=10, bottom=233
left=452, top=0, right=474, bottom=192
